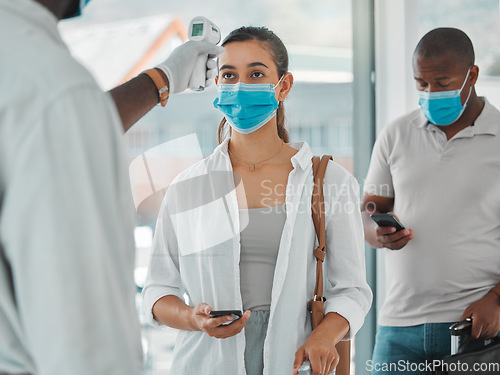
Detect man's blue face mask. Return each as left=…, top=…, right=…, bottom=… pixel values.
left=213, top=78, right=283, bottom=134
left=417, top=68, right=472, bottom=126
left=64, top=0, right=92, bottom=19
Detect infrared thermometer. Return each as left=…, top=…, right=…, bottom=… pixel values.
left=188, top=16, right=221, bottom=91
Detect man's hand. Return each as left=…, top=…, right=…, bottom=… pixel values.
left=190, top=303, right=251, bottom=339
left=461, top=292, right=500, bottom=339
left=156, top=41, right=224, bottom=94
left=375, top=226, right=414, bottom=250
left=292, top=331, right=339, bottom=375
left=361, top=195, right=414, bottom=250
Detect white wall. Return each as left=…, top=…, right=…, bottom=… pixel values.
left=374, top=0, right=420, bottom=315
left=477, top=76, right=500, bottom=108
left=375, top=0, right=419, bottom=133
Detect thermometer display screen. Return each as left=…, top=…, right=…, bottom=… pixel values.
left=192, top=23, right=204, bottom=37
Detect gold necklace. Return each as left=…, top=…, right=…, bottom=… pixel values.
left=228, top=140, right=284, bottom=172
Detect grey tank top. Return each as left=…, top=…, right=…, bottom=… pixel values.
left=239, top=204, right=287, bottom=311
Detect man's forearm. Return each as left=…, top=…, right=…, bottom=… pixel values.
left=490, top=283, right=500, bottom=301
left=361, top=210, right=381, bottom=248
left=108, top=40, right=223, bottom=132
left=108, top=73, right=162, bottom=132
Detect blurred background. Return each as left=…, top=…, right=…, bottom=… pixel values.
left=59, top=1, right=500, bottom=373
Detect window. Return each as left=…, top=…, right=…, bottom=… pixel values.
left=419, top=0, right=500, bottom=76
left=418, top=0, right=500, bottom=106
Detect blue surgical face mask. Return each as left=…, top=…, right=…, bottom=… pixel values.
left=417, top=68, right=472, bottom=126
left=213, top=78, right=282, bottom=134
left=64, top=0, right=92, bottom=19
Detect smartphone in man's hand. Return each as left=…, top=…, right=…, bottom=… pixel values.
left=370, top=213, right=405, bottom=232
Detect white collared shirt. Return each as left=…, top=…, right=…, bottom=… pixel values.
left=0, top=0, right=142, bottom=374
left=143, top=140, right=372, bottom=374
left=365, top=99, right=500, bottom=326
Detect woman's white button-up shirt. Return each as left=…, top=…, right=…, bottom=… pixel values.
left=143, top=139, right=372, bottom=374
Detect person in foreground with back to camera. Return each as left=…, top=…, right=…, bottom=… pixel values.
left=361, top=28, right=500, bottom=375
left=142, top=26, right=372, bottom=375
left=0, top=0, right=223, bottom=374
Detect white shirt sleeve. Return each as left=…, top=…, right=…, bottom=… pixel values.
left=142, top=194, right=185, bottom=327
left=323, top=165, right=373, bottom=339
left=364, top=126, right=395, bottom=197
left=1, top=86, right=143, bottom=375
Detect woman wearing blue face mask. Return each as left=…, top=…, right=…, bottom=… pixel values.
left=142, top=26, right=372, bottom=375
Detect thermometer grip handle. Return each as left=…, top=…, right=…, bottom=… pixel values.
left=189, top=54, right=208, bottom=91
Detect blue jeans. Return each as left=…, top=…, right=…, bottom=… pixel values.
left=244, top=310, right=270, bottom=375
left=370, top=323, right=453, bottom=375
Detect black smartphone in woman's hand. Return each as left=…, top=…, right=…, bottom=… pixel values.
left=209, top=310, right=242, bottom=318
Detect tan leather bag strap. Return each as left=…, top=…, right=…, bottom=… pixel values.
left=312, top=156, right=351, bottom=375
left=311, top=155, right=332, bottom=299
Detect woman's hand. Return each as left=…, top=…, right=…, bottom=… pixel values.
left=292, top=312, right=349, bottom=375
left=292, top=330, right=339, bottom=375
left=190, top=303, right=251, bottom=339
